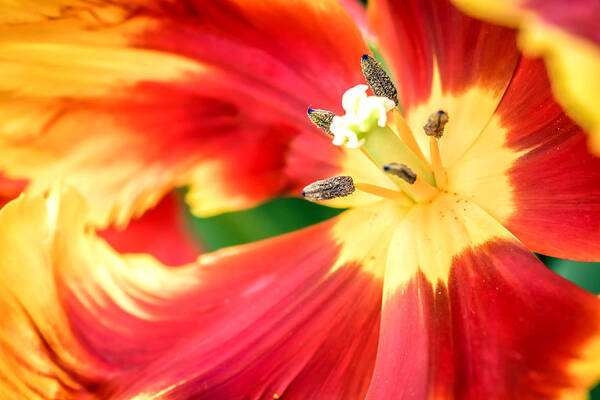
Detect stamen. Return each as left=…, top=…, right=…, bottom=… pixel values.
left=383, top=163, right=438, bottom=201
left=354, top=182, right=413, bottom=206
left=302, top=175, right=355, bottom=202
left=423, top=110, right=449, bottom=139
left=307, top=108, right=335, bottom=136
left=423, top=110, right=449, bottom=188
left=361, top=54, right=398, bottom=106
left=382, top=162, right=416, bottom=184
left=388, top=109, right=431, bottom=169
left=429, top=137, right=448, bottom=188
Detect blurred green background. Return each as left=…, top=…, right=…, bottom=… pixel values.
left=186, top=195, right=600, bottom=397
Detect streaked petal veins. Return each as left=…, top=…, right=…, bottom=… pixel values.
left=0, top=0, right=371, bottom=226
left=0, top=188, right=399, bottom=399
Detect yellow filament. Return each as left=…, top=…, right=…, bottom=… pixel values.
left=409, top=176, right=439, bottom=203
left=390, top=109, right=431, bottom=169
left=355, top=182, right=414, bottom=206
left=429, top=137, right=448, bottom=188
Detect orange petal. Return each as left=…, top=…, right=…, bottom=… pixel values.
left=0, top=188, right=407, bottom=398
left=366, top=193, right=600, bottom=398
left=0, top=0, right=370, bottom=227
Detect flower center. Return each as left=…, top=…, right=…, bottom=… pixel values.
left=305, top=55, right=449, bottom=205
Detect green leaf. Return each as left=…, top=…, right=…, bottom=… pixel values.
left=187, top=196, right=343, bottom=251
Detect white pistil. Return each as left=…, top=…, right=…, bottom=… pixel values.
left=329, top=84, right=396, bottom=149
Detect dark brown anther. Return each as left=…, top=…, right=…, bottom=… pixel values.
left=361, top=54, right=398, bottom=106
left=423, top=110, right=449, bottom=139
left=383, top=162, right=417, bottom=184
left=307, top=108, right=335, bottom=136
left=302, top=176, right=355, bottom=201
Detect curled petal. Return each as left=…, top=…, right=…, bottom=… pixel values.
left=98, top=192, right=201, bottom=266
left=0, top=189, right=409, bottom=399
left=0, top=0, right=370, bottom=227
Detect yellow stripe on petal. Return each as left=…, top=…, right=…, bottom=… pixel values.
left=185, top=161, right=255, bottom=217
left=405, top=66, right=512, bottom=167
left=519, top=22, right=600, bottom=154
left=330, top=200, right=409, bottom=279
left=447, top=115, right=524, bottom=224
left=0, top=41, right=203, bottom=100
left=453, top=0, right=600, bottom=155
left=563, top=335, right=600, bottom=399
left=0, top=8, right=202, bottom=101
left=384, top=193, right=514, bottom=291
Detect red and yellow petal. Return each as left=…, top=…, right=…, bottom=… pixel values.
left=449, top=57, right=600, bottom=261
left=0, top=173, right=200, bottom=266
left=366, top=193, right=600, bottom=399
left=98, top=192, right=201, bottom=266
left=453, top=0, right=600, bottom=155
left=369, top=0, right=522, bottom=167
left=0, top=188, right=407, bottom=399
left=0, top=0, right=370, bottom=227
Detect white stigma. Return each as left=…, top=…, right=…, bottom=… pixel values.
left=330, top=84, right=396, bottom=148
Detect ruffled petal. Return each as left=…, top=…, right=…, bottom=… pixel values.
left=98, top=192, right=201, bottom=266
left=453, top=0, right=600, bottom=155
left=366, top=193, right=600, bottom=399
left=0, top=0, right=370, bottom=227
left=449, top=57, right=600, bottom=261
left=0, top=188, right=410, bottom=399
left=368, top=0, right=520, bottom=166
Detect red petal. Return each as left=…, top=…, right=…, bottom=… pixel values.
left=452, top=57, right=600, bottom=260
left=0, top=0, right=368, bottom=226
left=98, top=192, right=201, bottom=266
left=0, top=189, right=390, bottom=399
left=453, top=0, right=600, bottom=157
left=368, top=240, right=600, bottom=398
left=503, top=59, right=600, bottom=260
left=0, top=173, right=25, bottom=207
left=368, top=0, right=520, bottom=112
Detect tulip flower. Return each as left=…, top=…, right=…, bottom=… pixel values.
left=1, top=0, right=600, bottom=399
